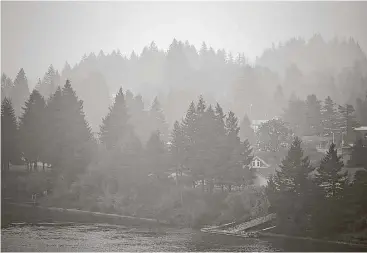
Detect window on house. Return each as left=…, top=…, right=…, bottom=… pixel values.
left=256, top=161, right=260, bottom=167
left=252, top=161, right=256, bottom=167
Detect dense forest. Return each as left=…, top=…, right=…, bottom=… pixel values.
left=2, top=34, right=367, bottom=241
left=2, top=35, right=367, bottom=134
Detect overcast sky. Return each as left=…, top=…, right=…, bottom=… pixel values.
left=2, top=1, right=367, bottom=87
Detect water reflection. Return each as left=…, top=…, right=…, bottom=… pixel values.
left=1, top=223, right=364, bottom=252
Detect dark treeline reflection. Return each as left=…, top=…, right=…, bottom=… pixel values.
left=1, top=34, right=367, bottom=243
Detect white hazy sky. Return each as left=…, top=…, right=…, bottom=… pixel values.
left=2, top=1, right=367, bottom=87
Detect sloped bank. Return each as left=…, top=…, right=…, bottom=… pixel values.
left=201, top=214, right=367, bottom=250
left=1, top=202, right=170, bottom=228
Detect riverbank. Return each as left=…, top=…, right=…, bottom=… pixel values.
left=200, top=215, right=367, bottom=250
left=1, top=202, right=170, bottom=228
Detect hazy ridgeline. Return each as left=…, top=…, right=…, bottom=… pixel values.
left=2, top=35, right=367, bottom=133
left=1, top=35, right=367, bottom=240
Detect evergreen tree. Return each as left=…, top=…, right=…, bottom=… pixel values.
left=11, top=68, right=30, bottom=117
left=315, top=143, right=348, bottom=198
left=170, top=120, right=186, bottom=171
left=1, top=98, right=20, bottom=170
left=283, top=98, right=306, bottom=136
left=99, top=87, right=131, bottom=150
left=181, top=101, right=197, bottom=158
left=266, top=137, right=314, bottom=235
left=338, top=104, right=358, bottom=145
left=321, top=96, right=339, bottom=135
left=19, top=90, right=46, bottom=170
left=43, top=87, right=63, bottom=166
left=144, top=130, right=167, bottom=178
left=313, top=143, right=349, bottom=236
left=44, top=80, right=93, bottom=177
left=149, top=97, right=169, bottom=142
left=305, top=94, right=323, bottom=136
left=1, top=73, right=13, bottom=101
left=239, top=114, right=255, bottom=145
left=39, top=65, right=57, bottom=99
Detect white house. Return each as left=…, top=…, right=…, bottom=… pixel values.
left=249, top=156, right=271, bottom=186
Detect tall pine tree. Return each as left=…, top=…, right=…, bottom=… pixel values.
left=1, top=98, right=20, bottom=170
left=11, top=68, right=30, bottom=117
left=100, top=87, right=131, bottom=150
left=266, top=137, right=315, bottom=235
left=19, top=90, right=46, bottom=170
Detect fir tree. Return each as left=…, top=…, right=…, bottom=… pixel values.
left=99, top=87, right=131, bottom=150
left=338, top=104, right=358, bottom=145
left=44, top=80, right=93, bottom=176
left=322, top=96, right=339, bottom=135
left=266, top=137, right=315, bottom=235
left=1, top=98, right=20, bottom=170
left=1, top=73, right=13, bottom=101
left=144, top=130, right=167, bottom=178
left=181, top=101, right=197, bottom=155
left=19, top=90, right=46, bottom=171
left=170, top=120, right=186, bottom=171
left=313, top=143, right=349, bottom=236
left=315, top=143, right=348, bottom=198
left=305, top=94, right=323, bottom=136
left=149, top=97, right=169, bottom=142
left=11, top=68, right=30, bottom=117
left=39, top=65, right=57, bottom=99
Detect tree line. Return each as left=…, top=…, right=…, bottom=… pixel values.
left=283, top=93, right=367, bottom=146
left=1, top=79, right=256, bottom=193
left=266, top=135, right=367, bottom=239
left=3, top=36, right=366, bottom=133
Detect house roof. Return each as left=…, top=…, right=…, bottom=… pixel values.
left=252, top=156, right=270, bottom=168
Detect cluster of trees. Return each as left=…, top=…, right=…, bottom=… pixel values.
left=266, top=137, right=367, bottom=238
left=2, top=80, right=256, bottom=193
left=283, top=93, right=367, bottom=145
left=1, top=80, right=94, bottom=174
left=258, top=35, right=367, bottom=103
left=3, top=36, right=366, bottom=135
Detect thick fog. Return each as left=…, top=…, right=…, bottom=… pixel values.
left=2, top=3, right=367, bottom=250
left=2, top=1, right=367, bottom=83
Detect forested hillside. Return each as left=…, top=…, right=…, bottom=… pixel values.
left=2, top=35, right=367, bottom=133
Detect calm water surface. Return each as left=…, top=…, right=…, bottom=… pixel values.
left=1, top=223, right=364, bottom=252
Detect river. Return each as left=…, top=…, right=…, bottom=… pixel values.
left=1, top=223, right=365, bottom=252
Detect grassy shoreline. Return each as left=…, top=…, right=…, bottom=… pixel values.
left=1, top=202, right=171, bottom=228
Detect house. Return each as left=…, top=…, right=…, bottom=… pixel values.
left=250, top=156, right=270, bottom=170
left=354, top=126, right=367, bottom=146
left=249, top=156, right=273, bottom=186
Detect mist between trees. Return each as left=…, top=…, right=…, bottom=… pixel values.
left=1, top=35, right=367, bottom=239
